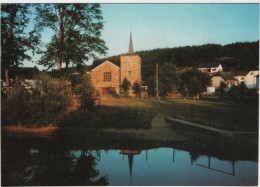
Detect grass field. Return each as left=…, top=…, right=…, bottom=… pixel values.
left=100, top=97, right=259, bottom=132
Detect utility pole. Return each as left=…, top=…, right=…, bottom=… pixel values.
left=156, top=64, right=158, bottom=99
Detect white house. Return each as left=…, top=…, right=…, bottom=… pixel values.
left=256, top=74, right=259, bottom=90
left=206, top=72, right=237, bottom=93
left=198, top=62, right=223, bottom=74
left=234, top=70, right=259, bottom=89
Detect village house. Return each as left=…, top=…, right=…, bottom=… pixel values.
left=207, top=72, right=237, bottom=93
left=90, top=33, right=142, bottom=97
left=256, top=74, right=259, bottom=90
left=1, top=66, right=39, bottom=93
left=234, top=70, right=259, bottom=89
left=198, top=62, right=223, bottom=74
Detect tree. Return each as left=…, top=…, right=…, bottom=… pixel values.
left=132, top=81, right=141, bottom=98
left=1, top=4, right=39, bottom=91
left=34, top=4, right=108, bottom=70
left=158, top=63, right=180, bottom=97
left=121, top=78, right=131, bottom=97
left=178, top=82, right=188, bottom=100
left=180, top=69, right=211, bottom=93
left=188, top=77, right=202, bottom=99
left=145, top=75, right=156, bottom=96
left=80, top=74, right=96, bottom=111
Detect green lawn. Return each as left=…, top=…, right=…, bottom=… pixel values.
left=100, top=97, right=259, bottom=132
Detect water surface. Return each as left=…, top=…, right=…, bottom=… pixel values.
left=1, top=136, right=258, bottom=186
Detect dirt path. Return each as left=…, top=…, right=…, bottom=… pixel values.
left=102, top=114, right=188, bottom=142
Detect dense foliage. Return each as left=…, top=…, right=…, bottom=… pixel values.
left=92, top=41, right=259, bottom=83
left=34, top=4, right=107, bottom=69
left=60, top=108, right=152, bottom=129
left=158, top=63, right=180, bottom=97
left=1, top=4, right=39, bottom=90
left=2, top=74, right=73, bottom=127
left=178, top=69, right=211, bottom=98
left=80, top=74, right=96, bottom=111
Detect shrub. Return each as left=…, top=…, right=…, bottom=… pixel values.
left=132, top=81, right=141, bottom=98
left=60, top=107, right=152, bottom=129
left=2, top=73, right=73, bottom=127
left=80, top=74, right=96, bottom=111
left=121, top=78, right=131, bottom=97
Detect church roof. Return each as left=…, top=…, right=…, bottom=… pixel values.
left=91, top=60, right=120, bottom=72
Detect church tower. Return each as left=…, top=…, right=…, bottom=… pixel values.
left=120, top=32, right=142, bottom=96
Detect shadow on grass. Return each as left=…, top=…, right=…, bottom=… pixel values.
left=58, top=105, right=153, bottom=129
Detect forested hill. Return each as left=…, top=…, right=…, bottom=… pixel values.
left=92, top=41, right=259, bottom=81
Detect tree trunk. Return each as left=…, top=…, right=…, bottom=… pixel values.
left=57, top=58, right=62, bottom=70
left=4, top=68, right=10, bottom=92
left=57, top=5, right=65, bottom=70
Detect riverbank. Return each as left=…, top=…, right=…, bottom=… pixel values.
left=2, top=114, right=258, bottom=149
left=101, top=97, right=258, bottom=131
left=2, top=125, right=258, bottom=162
left=2, top=125, right=57, bottom=137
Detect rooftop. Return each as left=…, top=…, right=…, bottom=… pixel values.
left=213, top=72, right=237, bottom=81
left=198, top=62, right=221, bottom=68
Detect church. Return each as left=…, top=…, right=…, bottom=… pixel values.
left=90, top=33, right=142, bottom=96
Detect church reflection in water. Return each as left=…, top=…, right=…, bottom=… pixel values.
left=120, top=150, right=142, bottom=177
left=119, top=148, right=236, bottom=178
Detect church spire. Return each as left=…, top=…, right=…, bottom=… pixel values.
left=128, top=32, right=134, bottom=54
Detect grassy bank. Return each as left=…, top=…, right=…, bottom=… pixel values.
left=100, top=97, right=258, bottom=131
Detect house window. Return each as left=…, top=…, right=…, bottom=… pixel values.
left=104, top=72, right=111, bottom=82
left=129, top=71, right=131, bottom=77
left=241, top=77, right=244, bottom=80
left=250, top=72, right=253, bottom=75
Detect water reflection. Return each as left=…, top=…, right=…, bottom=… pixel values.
left=196, top=156, right=235, bottom=176
left=1, top=136, right=258, bottom=186
left=120, top=150, right=141, bottom=176
left=2, top=137, right=108, bottom=186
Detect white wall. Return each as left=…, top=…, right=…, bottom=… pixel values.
left=245, top=71, right=259, bottom=89
left=210, top=65, right=223, bottom=73
left=211, top=76, right=225, bottom=88
left=207, top=87, right=215, bottom=93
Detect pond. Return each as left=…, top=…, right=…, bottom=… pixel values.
left=1, top=135, right=258, bottom=186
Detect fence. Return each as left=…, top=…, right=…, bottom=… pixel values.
left=171, top=101, right=258, bottom=132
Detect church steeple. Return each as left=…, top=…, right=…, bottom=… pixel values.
left=128, top=32, right=134, bottom=54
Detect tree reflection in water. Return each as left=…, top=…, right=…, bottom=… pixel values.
left=72, top=151, right=109, bottom=186
left=1, top=137, right=109, bottom=186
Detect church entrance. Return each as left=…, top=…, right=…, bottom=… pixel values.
left=102, top=87, right=115, bottom=95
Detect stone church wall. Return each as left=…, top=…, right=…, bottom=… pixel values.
left=120, top=54, right=141, bottom=96
left=90, top=61, right=120, bottom=95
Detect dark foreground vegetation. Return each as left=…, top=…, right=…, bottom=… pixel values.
left=1, top=73, right=152, bottom=129
left=59, top=106, right=152, bottom=129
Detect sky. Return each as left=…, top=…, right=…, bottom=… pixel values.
left=22, top=3, right=259, bottom=70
